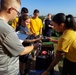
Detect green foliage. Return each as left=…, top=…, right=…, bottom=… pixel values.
left=8, top=21, right=12, bottom=26
left=39, top=16, right=45, bottom=21
left=39, top=14, right=55, bottom=21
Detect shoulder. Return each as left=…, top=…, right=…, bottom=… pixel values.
left=58, top=29, right=76, bottom=43
left=63, top=29, right=76, bottom=39
left=0, top=19, right=15, bottom=35
left=13, top=17, right=19, bottom=22
left=36, top=18, right=42, bottom=22
left=30, top=17, right=33, bottom=21
left=38, top=17, right=42, bottom=20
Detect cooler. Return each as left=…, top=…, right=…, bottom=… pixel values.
left=36, top=42, right=54, bottom=75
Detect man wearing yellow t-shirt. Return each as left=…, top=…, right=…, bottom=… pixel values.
left=30, top=9, right=43, bottom=36
left=12, top=7, right=29, bottom=31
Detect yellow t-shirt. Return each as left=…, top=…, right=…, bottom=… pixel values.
left=12, top=17, right=19, bottom=30
left=57, top=29, right=76, bottom=62
left=30, top=17, right=43, bottom=35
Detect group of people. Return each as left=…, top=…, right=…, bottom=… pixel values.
left=12, top=7, right=54, bottom=38
left=0, top=0, right=76, bottom=75
left=12, top=7, right=43, bottom=37
left=11, top=7, right=43, bottom=75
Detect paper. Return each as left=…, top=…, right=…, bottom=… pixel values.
left=16, top=31, right=28, bottom=43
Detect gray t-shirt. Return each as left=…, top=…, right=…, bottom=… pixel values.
left=0, top=19, right=24, bottom=75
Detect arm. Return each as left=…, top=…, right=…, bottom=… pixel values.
left=48, top=25, right=54, bottom=29
left=20, top=42, right=39, bottom=56
left=42, top=50, right=65, bottom=75
left=39, top=28, right=42, bottom=35
left=45, top=20, right=53, bottom=28
left=20, top=44, right=34, bottom=55
left=47, top=37, right=58, bottom=43
left=47, top=50, right=65, bottom=71
left=3, top=30, right=39, bottom=56
left=39, top=19, right=43, bottom=35
left=23, top=37, right=41, bottom=43
left=50, top=38, right=58, bottom=43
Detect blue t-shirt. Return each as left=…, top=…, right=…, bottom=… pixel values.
left=19, top=25, right=30, bottom=34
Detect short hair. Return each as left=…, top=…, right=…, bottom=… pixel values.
left=0, top=0, right=21, bottom=11
left=33, top=9, right=39, bottom=13
left=21, top=7, right=28, bottom=13
left=21, top=14, right=30, bottom=21
left=47, top=13, right=51, bottom=16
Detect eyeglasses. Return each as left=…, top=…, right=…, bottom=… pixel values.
left=10, top=7, right=20, bottom=16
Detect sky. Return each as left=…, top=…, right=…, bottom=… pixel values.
left=21, top=0, right=76, bottom=17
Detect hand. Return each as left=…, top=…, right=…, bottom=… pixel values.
left=46, top=37, right=53, bottom=42
left=32, top=33, right=37, bottom=37
left=49, top=38, right=54, bottom=42
left=48, top=25, right=51, bottom=27
left=39, top=34, right=42, bottom=38
left=48, top=25, right=54, bottom=28
left=47, top=37, right=58, bottom=43
left=36, top=37, right=42, bottom=41
left=41, top=71, right=48, bottom=75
